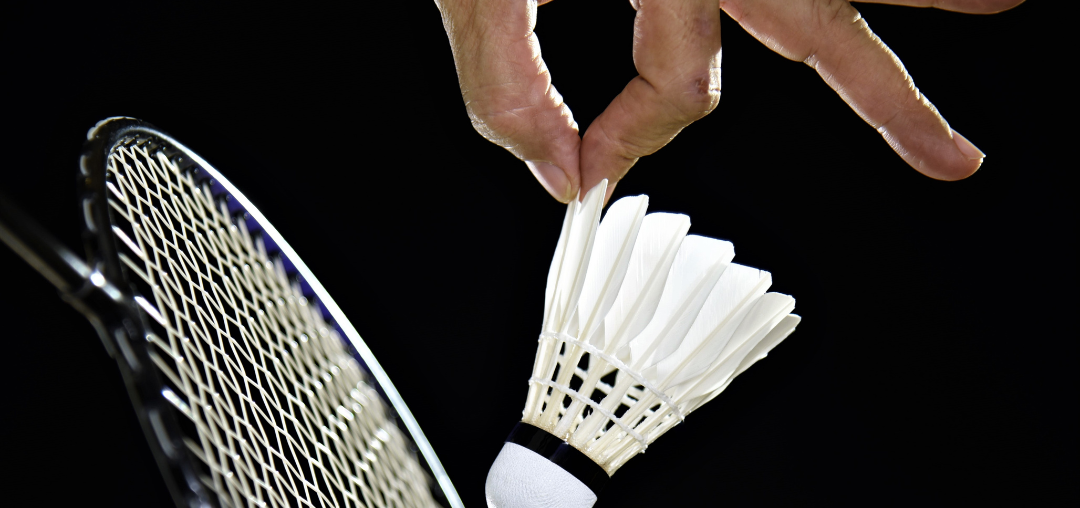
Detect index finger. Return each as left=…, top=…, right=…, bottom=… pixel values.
left=579, top=0, right=723, bottom=202
left=726, top=0, right=986, bottom=180
left=855, top=0, right=1024, bottom=14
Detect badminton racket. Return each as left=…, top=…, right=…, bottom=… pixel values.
left=0, top=117, right=462, bottom=508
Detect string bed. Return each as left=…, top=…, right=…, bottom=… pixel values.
left=103, top=138, right=439, bottom=508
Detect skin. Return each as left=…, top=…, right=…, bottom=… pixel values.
left=435, top=0, right=1025, bottom=203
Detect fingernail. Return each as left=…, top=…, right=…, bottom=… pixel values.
left=526, top=161, right=573, bottom=203
left=952, top=129, right=986, bottom=162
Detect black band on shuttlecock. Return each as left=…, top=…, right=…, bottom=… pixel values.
left=505, top=422, right=609, bottom=495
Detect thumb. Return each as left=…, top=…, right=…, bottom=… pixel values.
left=438, top=0, right=581, bottom=202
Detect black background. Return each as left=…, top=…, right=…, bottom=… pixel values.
left=0, top=1, right=1073, bottom=506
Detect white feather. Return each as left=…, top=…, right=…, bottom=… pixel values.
left=672, top=293, right=795, bottom=404
left=541, top=199, right=576, bottom=329
left=574, top=195, right=649, bottom=342
left=541, top=180, right=607, bottom=333
left=683, top=313, right=800, bottom=413
left=618, top=235, right=734, bottom=369
left=591, top=212, right=690, bottom=351
left=651, top=264, right=772, bottom=390
left=732, top=314, right=800, bottom=379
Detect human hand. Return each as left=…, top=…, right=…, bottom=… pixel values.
left=435, top=0, right=1023, bottom=203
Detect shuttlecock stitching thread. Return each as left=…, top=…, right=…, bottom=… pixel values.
left=525, top=377, right=647, bottom=449
left=530, top=332, right=686, bottom=447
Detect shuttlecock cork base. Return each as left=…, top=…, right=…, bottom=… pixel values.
left=485, top=180, right=800, bottom=508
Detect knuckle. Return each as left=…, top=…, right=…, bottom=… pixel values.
left=585, top=121, right=648, bottom=161
left=801, top=0, right=865, bottom=65
left=462, top=86, right=545, bottom=149
left=467, top=104, right=523, bottom=142
left=461, top=76, right=575, bottom=158
left=464, top=103, right=517, bottom=148
left=663, top=71, right=721, bottom=122
left=688, top=13, right=720, bottom=40
left=811, top=0, right=852, bottom=30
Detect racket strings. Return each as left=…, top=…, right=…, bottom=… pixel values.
left=104, top=139, right=438, bottom=508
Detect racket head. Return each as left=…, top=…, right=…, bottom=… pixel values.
left=80, top=117, right=461, bottom=508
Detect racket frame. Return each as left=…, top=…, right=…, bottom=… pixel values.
left=25, top=117, right=463, bottom=508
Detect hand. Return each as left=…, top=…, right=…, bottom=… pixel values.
left=435, top=0, right=1024, bottom=203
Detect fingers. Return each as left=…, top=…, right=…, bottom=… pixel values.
left=436, top=0, right=581, bottom=202
left=580, top=0, right=723, bottom=202
left=854, top=0, right=1025, bottom=14
left=723, top=0, right=985, bottom=180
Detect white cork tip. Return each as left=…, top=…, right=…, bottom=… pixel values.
left=485, top=443, right=598, bottom=508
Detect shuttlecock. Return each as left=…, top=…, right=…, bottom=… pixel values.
left=485, top=180, right=800, bottom=508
